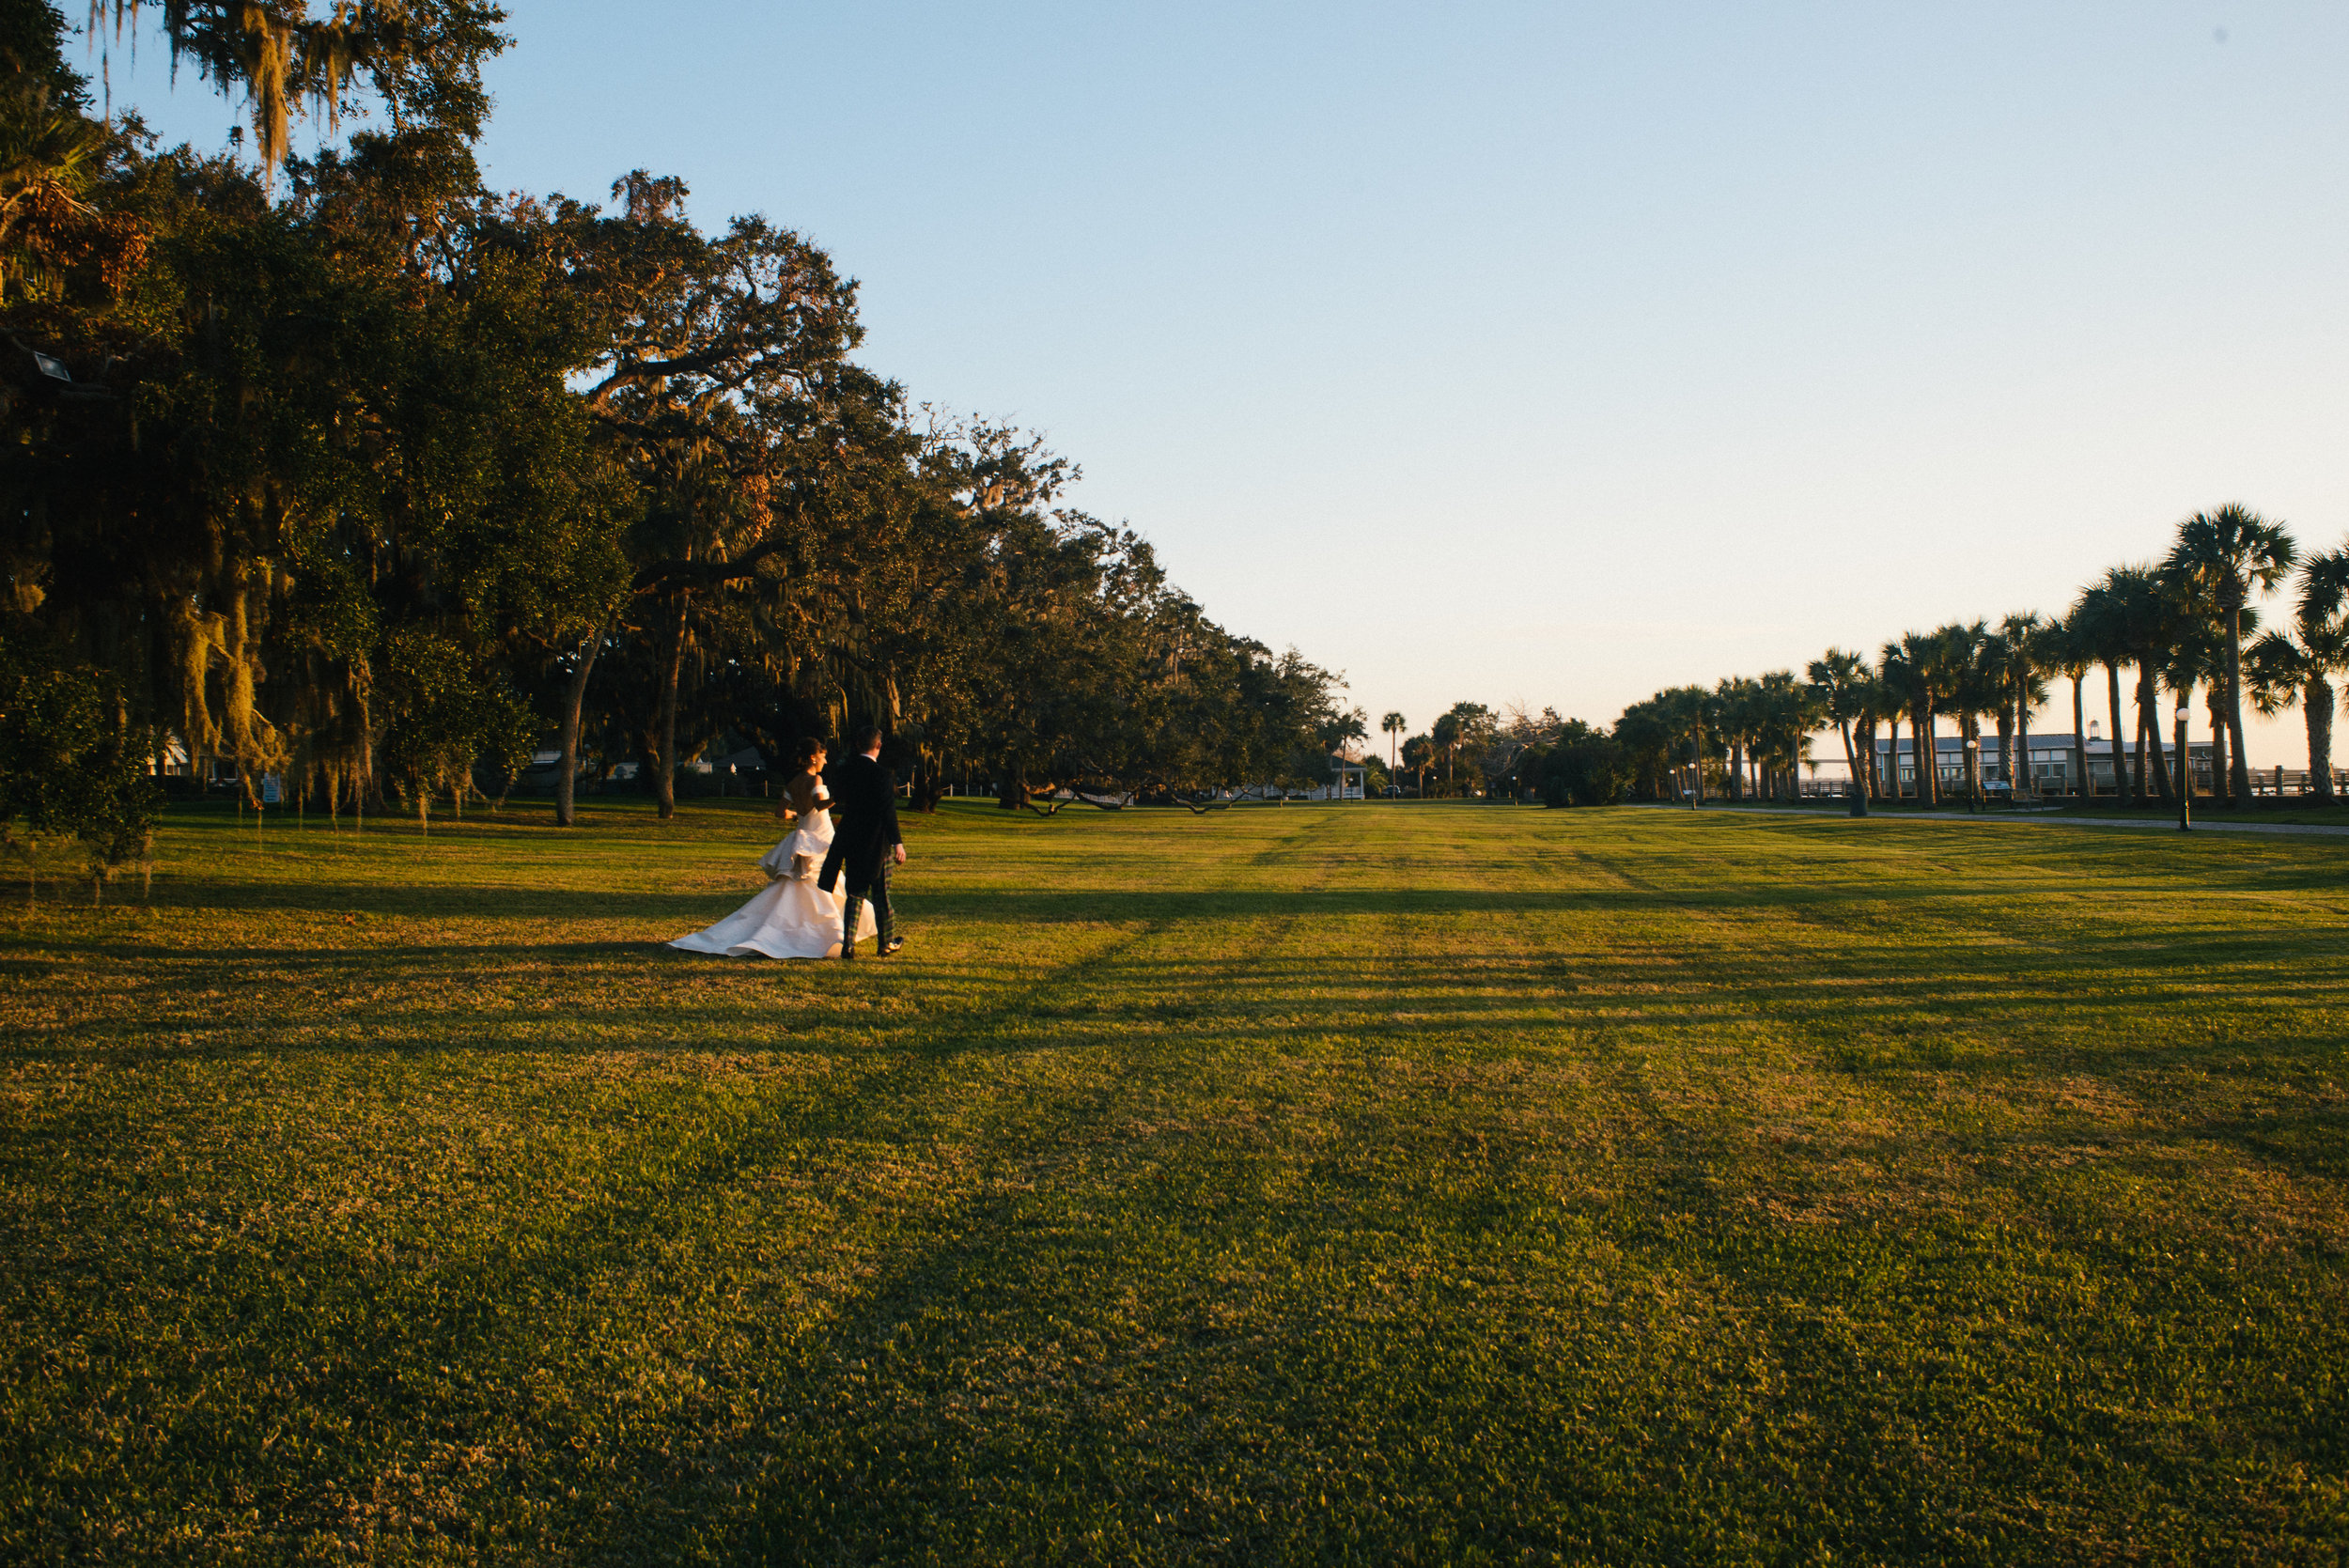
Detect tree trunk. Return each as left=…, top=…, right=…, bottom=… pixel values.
left=2131, top=666, right=2149, bottom=800
left=1917, top=706, right=1939, bottom=806
left=555, top=624, right=605, bottom=829
left=1996, top=708, right=2015, bottom=798
left=998, top=772, right=1028, bottom=811
left=2015, top=685, right=2032, bottom=798
left=910, top=766, right=946, bottom=814
left=2223, top=608, right=2251, bottom=807
left=653, top=593, right=688, bottom=821
left=2137, top=665, right=2172, bottom=801
left=1839, top=720, right=1868, bottom=816
left=2106, top=660, right=2130, bottom=807
left=350, top=692, right=377, bottom=825
left=2071, top=676, right=2088, bottom=798
left=1884, top=713, right=1901, bottom=800
left=2308, top=675, right=2336, bottom=798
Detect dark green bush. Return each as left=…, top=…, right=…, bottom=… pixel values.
left=1540, top=724, right=1632, bottom=808
left=0, top=627, right=162, bottom=904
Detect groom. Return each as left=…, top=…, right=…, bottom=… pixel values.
left=817, top=724, right=907, bottom=959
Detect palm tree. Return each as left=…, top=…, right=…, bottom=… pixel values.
left=1878, top=639, right=1921, bottom=801
left=2164, top=609, right=2248, bottom=800
left=1995, top=613, right=2047, bottom=796
left=2072, top=580, right=2135, bottom=805
left=1380, top=711, right=1406, bottom=775
left=1942, top=622, right=1999, bottom=806
left=1755, top=671, right=1817, bottom=801
left=1430, top=711, right=1461, bottom=789
left=1401, top=733, right=1434, bottom=795
left=1806, top=649, right=1872, bottom=816
left=1845, top=664, right=1882, bottom=801
left=1713, top=676, right=1762, bottom=800
left=2166, top=504, right=2298, bottom=807
left=2245, top=542, right=2349, bottom=799
left=1659, top=685, right=1712, bottom=805
left=2105, top=565, right=2185, bottom=803
left=1892, top=623, right=1977, bottom=806
left=2039, top=613, right=2092, bottom=798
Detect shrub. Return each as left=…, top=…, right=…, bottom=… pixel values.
left=1540, top=726, right=1632, bottom=808
left=0, top=627, right=162, bottom=905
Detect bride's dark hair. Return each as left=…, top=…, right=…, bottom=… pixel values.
left=783, top=736, right=827, bottom=817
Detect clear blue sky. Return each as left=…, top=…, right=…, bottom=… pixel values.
left=99, top=3, right=2349, bottom=763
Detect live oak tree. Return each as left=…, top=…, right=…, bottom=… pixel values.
left=6, top=2, right=1348, bottom=858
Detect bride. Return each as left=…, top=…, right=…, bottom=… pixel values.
left=669, top=737, right=878, bottom=959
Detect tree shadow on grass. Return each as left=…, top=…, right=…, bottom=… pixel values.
left=43, top=862, right=2349, bottom=924
left=9, top=913, right=2341, bottom=1084
left=12, top=936, right=2348, bottom=1560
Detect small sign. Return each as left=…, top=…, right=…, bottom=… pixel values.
left=261, top=774, right=282, bottom=805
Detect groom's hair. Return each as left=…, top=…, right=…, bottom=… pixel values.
left=851, top=724, right=884, bottom=753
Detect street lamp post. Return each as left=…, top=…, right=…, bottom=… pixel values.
left=2175, top=698, right=2191, bottom=831
left=1966, top=737, right=1981, bottom=814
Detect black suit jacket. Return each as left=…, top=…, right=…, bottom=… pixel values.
left=820, top=753, right=902, bottom=879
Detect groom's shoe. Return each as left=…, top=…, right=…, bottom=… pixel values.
left=879, top=938, right=906, bottom=957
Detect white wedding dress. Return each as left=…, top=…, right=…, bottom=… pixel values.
left=668, top=791, right=878, bottom=959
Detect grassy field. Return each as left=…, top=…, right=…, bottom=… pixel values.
left=3, top=798, right=2346, bottom=1565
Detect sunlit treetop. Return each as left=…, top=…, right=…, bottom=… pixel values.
left=86, top=0, right=508, bottom=177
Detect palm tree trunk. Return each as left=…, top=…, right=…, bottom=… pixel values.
left=2308, top=675, right=2336, bottom=799
left=1885, top=712, right=1902, bottom=800
left=2071, top=675, right=2088, bottom=797
left=2224, top=608, right=2251, bottom=807
left=2132, top=672, right=2148, bottom=800
left=2203, top=685, right=2227, bottom=801
left=2015, top=686, right=2032, bottom=798
left=1839, top=720, right=1867, bottom=816
left=1996, top=708, right=2016, bottom=798
left=2105, top=660, right=2129, bottom=807
left=2137, top=665, right=2173, bottom=801
left=1917, top=706, right=1939, bottom=806
left=554, top=624, right=605, bottom=830
left=653, top=593, right=687, bottom=821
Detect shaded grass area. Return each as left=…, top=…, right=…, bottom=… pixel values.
left=3, top=798, right=2346, bottom=1563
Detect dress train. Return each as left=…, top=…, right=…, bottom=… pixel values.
left=669, top=809, right=876, bottom=959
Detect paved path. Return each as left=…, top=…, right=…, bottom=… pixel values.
left=1648, top=804, right=2349, bottom=837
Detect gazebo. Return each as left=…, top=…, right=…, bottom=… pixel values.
left=1328, top=757, right=1366, bottom=800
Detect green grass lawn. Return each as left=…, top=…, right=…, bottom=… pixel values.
left=4, top=798, right=2346, bottom=1564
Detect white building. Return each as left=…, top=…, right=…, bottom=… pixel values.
left=1873, top=732, right=2213, bottom=795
